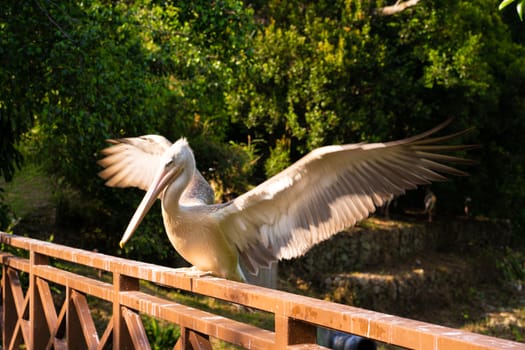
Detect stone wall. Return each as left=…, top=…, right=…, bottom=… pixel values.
left=279, top=217, right=513, bottom=315
left=281, top=217, right=512, bottom=276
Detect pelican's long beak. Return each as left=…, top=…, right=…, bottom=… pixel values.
left=119, top=164, right=181, bottom=248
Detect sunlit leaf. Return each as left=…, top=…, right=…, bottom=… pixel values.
left=499, top=0, right=516, bottom=10
left=517, top=0, right=524, bottom=20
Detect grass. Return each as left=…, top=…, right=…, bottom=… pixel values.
left=0, top=162, right=54, bottom=218
left=465, top=311, right=525, bottom=342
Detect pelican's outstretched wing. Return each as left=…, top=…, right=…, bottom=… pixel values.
left=220, top=120, right=475, bottom=269
left=98, top=135, right=215, bottom=204
left=98, top=135, right=172, bottom=191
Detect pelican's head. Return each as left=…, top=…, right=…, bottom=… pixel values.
left=159, top=138, right=195, bottom=180
left=119, top=138, right=194, bottom=248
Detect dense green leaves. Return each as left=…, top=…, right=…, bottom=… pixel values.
left=1, top=1, right=53, bottom=182
left=228, top=0, right=500, bottom=168
left=0, top=0, right=258, bottom=260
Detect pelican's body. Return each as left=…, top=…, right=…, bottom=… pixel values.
left=163, top=204, right=240, bottom=279
left=98, top=120, right=474, bottom=281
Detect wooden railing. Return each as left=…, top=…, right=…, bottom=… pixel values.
left=1, top=232, right=523, bottom=350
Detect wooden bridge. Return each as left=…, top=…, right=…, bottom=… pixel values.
left=1, top=232, right=523, bottom=350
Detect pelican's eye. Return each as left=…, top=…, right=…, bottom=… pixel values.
left=165, top=159, right=175, bottom=167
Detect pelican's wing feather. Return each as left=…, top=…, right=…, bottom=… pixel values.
left=98, top=135, right=172, bottom=191
left=220, top=121, right=474, bottom=264
left=98, top=135, right=215, bottom=204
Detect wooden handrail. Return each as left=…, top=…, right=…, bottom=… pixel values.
left=1, top=232, right=523, bottom=349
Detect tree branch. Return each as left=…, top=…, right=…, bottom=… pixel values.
left=376, top=0, right=423, bottom=16
left=34, top=0, right=74, bottom=42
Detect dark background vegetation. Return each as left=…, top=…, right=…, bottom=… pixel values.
left=1, top=0, right=525, bottom=266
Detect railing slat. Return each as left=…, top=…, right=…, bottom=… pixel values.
left=70, top=290, right=100, bottom=349
left=45, top=293, right=68, bottom=349
left=97, top=315, right=114, bottom=350
left=13, top=319, right=30, bottom=349
left=36, top=277, right=58, bottom=331
left=122, top=307, right=151, bottom=350
left=1, top=252, right=30, bottom=272
left=34, top=265, right=114, bottom=301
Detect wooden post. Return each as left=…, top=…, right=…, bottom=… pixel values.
left=275, top=315, right=317, bottom=348
left=113, top=273, right=139, bottom=350
left=29, top=251, right=49, bottom=350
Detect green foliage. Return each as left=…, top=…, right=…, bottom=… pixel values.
left=0, top=1, right=44, bottom=184
left=228, top=1, right=391, bottom=179
left=265, top=137, right=291, bottom=177
left=0, top=189, right=13, bottom=230
left=0, top=118, right=27, bottom=183
left=0, top=1, right=42, bottom=225
left=497, top=247, right=525, bottom=286
left=142, top=316, right=180, bottom=349
left=30, top=0, right=255, bottom=194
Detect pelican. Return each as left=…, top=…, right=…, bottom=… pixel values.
left=98, top=120, right=474, bottom=281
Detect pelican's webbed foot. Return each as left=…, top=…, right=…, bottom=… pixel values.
left=173, top=266, right=214, bottom=278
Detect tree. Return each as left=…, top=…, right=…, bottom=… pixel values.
left=1, top=0, right=258, bottom=260
left=1, top=1, right=53, bottom=185
left=0, top=1, right=49, bottom=229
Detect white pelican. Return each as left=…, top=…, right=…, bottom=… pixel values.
left=98, top=120, right=474, bottom=281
